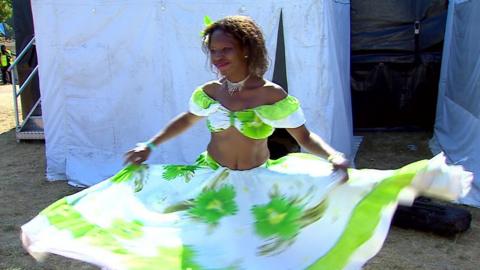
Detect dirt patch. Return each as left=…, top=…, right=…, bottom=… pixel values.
left=0, top=85, right=478, bottom=269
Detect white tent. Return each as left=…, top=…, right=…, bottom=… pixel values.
left=31, top=0, right=352, bottom=186
left=431, top=0, right=480, bottom=207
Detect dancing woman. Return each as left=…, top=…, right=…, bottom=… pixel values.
left=22, top=16, right=471, bottom=270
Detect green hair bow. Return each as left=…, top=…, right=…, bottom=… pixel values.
left=201, top=15, right=214, bottom=36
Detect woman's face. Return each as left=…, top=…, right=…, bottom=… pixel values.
left=209, top=29, right=248, bottom=77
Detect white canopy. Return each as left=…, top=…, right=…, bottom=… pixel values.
left=31, top=0, right=353, bottom=186
left=432, top=0, right=480, bottom=207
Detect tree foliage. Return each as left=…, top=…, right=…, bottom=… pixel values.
left=0, top=0, right=13, bottom=38
left=0, top=0, right=13, bottom=23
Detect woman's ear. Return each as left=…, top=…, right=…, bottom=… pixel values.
left=242, top=47, right=249, bottom=59
left=242, top=49, right=250, bottom=65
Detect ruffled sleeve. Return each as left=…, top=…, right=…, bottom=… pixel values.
left=254, top=95, right=306, bottom=128
left=188, top=88, right=220, bottom=116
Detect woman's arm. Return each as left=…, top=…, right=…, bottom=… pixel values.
left=287, top=125, right=350, bottom=170
left=124, top=112, right=203, bottom=164
left=148, top=112, right=203, bottom=146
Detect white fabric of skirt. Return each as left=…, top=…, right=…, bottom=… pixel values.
left=21, top=153, right=472, bottom=270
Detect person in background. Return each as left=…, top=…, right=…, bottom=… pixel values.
left=0, top=45, right=13, bottom=84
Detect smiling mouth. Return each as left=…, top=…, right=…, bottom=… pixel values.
left=215, top=62, right=230, bottom=70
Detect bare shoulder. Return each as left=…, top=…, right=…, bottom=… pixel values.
left=260, top=81, right=288, bottom=104
left=200, top=80, right=222, bottom=98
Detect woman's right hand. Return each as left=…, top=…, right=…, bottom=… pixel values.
left=124, top=144, right=151, bottom=165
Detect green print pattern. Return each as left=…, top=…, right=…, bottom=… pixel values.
left=126, top=246, right=204, bottom=270
left=22, top=150, right=462, bottom=270
left=206, top=119, right=222, bottom=132
left=236, top=111, right=274, bottom=139
left=162, top=165, right=200, bottom=182
left=252, top=196, right=303, bottom=240
left=254, top=196, right=329, bottom=256
left=41, top=198, right=95, bottom=238
left=249, top=175, right=328, bottom=256
left=110, top=164, right=146, bottom=184
left=195, top=152, right=220, bottom=170
left=109, top=219, right=144, bottom=240
left=188, top=185, right=238, bottom=224
left=190, top=88, right=304, bottom=139
left=41, top=198, right=144, bottom=254
left=110, top=164, right=148, bottom=192
left=192, top=87, right=218, bottom=109
left=192, top=88, right=301, bottom=121
left=307, top=160, right=430, bottom=270
left=42, top=198, right=207, bottom=269
left=254, top=96, right=300, bottom=120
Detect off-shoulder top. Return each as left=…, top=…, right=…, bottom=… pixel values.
left=188, top=88, right=306, bottom=139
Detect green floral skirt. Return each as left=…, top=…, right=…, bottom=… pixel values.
left=21, top=153, right=471, bottom=270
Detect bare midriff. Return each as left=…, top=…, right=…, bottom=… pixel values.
left=207, top=127, right=269, bottom=170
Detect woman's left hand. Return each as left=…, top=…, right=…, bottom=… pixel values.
left=329, top=153, right=350, bottom=181
left=330, top=155, right=350, bottom=170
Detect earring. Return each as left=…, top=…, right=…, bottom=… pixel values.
left=244, top=55, right=248, bottom=58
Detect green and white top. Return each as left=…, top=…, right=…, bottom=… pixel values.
left=189, top=88, right=306, bottom=139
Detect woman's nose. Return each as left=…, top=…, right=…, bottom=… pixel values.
left=211, top=51, right=222, bottom=59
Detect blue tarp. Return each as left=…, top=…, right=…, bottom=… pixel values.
left=432, top=0, right=480, bottom=207
left=0, top=23, right=6, bottom=35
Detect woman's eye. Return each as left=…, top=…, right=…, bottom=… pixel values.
left=209, top=47, right=232, bottom=55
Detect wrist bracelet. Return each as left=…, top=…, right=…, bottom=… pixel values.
left=146, top=141, right=157, bottom=152
left=137, top=141, right=157, bottom=152
left=327, top=152, right=345, bottom=162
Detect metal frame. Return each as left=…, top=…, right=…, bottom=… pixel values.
left=7, top=37, right=44, bottom=141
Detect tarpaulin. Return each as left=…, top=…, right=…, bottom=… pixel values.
left=31, top=0, right=352, bottom=186
left=432, top=0, right=480, bottom=207
left=350, top=0, right=447, bottom=129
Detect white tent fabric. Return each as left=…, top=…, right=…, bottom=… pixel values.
left=31, top=0, right=352, bottom=186
left=283, top=0, right=352, bottom=156
left=432, top=0, right=480, bottom=207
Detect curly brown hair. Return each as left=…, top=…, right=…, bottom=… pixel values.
left=202, top=15, right=269, bottom=77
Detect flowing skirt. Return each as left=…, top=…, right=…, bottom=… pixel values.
left=21, top=153, right=472, bottom=270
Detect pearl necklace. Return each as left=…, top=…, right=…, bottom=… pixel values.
left=222, top=74, right=250, bottom=96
